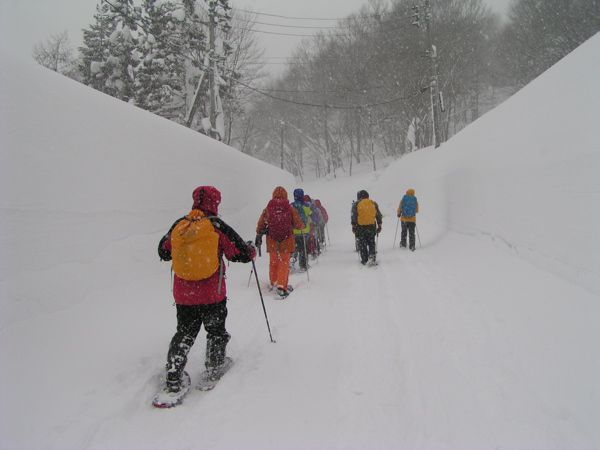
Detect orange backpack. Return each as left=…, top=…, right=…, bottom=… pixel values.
left=357, top=199, right=377, bottom=225
left=171, top=210, right=220, bottom=280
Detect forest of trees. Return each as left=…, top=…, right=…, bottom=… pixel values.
left=34, top=0, right=600, bottom=179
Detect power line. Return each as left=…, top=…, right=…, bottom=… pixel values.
left=99, top=0, right=422, bottom=105
left=230, top=76, right=424, bottom=110
left=249, top=29, right=330, bottom=37
left=231, top=8, right=384, bottom=21
left=246, top=22, right=412, bottom=38
left=232, top=18, right=339, bottom=29
left=247, top=84, right=389, bottom=94
left=205, top=61, right=403, bottom=96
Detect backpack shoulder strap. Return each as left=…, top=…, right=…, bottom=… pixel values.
left=158, top=216, right=186, bottom=261
left=210, top=217, right=253, bottom=263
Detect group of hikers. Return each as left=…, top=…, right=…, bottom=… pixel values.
left=255, top=187, right=329, bottom=299
left=153, top=184, right=417, bottom=407
left=351, top=188, right=420, bottom=265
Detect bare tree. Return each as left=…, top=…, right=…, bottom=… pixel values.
left=222, top=10, right=266, bottom=145
left=32, top=31, right=77, bottom=78
left=499, top=0, right=600, bottom=87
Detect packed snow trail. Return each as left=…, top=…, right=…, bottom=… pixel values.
left=6, top=192, right=597, bottom=450
left=87, top=172, right=596, bottom=450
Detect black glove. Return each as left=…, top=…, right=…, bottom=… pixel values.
left=157, top=234, right=171, bottom=261
left=255, top=234, right=262, bottom=247
left=245, top=241, right=258, bottom=260
left=377, top=225, right=382, bottom=234
left=352, top=225, right=357, bottom=234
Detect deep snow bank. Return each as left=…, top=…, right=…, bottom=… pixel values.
left=0, top=53, right=292, bottom=328
left=376, top=33, right=600, bottom=294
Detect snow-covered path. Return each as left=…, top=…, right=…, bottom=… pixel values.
left=3, top=172, right=598, bottom=450
left=12, top=168, right=593, bottom=450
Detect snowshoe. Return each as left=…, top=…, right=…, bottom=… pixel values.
left=152, top=371, right=191, bottom=408
left=276, top=287, right=289, bottom=298
left=197, top=357, right=234, bottom=391
left=275, top=285, right=294, bottom=299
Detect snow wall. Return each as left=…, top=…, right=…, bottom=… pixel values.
left=375, top=33, right=600, bottom=295
left=0, top=53, right=293, bottom=328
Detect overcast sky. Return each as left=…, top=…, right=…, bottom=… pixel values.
left=0, top=0, right=512, bottom=73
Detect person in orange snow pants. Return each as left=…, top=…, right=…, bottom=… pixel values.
left=256, top=186, right=305, bottom=297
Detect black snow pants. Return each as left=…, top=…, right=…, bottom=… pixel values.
left=294, top=234, right=308, bottom=269
left=356, top=225, right=377, bottom=264
left=400, top=221, right=416, bottom=250
left=166, top=300, right=231, bottom=384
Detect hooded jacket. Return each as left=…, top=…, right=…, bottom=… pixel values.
left=397, top=188, right=419, bottom=223
left=291, top=188, right=311, bottom=235
left=256, top=186, right=304, bottom=253
left=351, top=190, right=382, bottom=228
left=314, top=200, right=329, bottom=223
left=304, top=194, right=323, bottom=226
left=160, top=186, right=255, bottom=305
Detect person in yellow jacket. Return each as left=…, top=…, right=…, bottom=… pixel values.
left=397, top=188, right=419, bottom=251
left=255, top=187, right=305, bottom=298
left=290, top=188, right=312, bottom=271
left=351, top=190, right=382, bottom=265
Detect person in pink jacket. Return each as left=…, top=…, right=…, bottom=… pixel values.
left=157, top=186, right=255, bottom=396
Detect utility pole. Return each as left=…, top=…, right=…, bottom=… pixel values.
left=208, top=0, right=218, bottom=140
left=413, top=1, right=442, bottom=148
left=280, top=121, right=285, bottom=169
left=183, top=0, right=232, bottom=139
left=324, top=106, right=331, bottom=174
left=423, top=0, right=441, bottom=148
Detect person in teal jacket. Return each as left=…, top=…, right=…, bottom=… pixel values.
left=291, top=188, right=311, bottom=271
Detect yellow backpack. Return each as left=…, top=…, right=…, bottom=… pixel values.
left=357, top=199, right=377, bottom=225
left=171, top=210, right=220, bottom=280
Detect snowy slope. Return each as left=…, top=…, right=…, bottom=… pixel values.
left=1, top=34, right=599, bottom=450
left=0, top=52, right=293, bottom=330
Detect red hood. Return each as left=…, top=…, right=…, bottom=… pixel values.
left=192, top=186, right=221, bottom=216
left=272, top=186, right=288, bottom=200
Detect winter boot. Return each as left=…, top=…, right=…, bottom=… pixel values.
left=166, top=370, right=187, bottom=393
left=276, top=287, right=290, bottom=298
left=153, top=371, right=191, bottom=408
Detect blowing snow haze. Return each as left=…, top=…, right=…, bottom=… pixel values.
left=1, top=2, right=599, bottom=449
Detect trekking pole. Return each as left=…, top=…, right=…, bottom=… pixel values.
left=393, top=217, right=399, bottom=248
left=416, top=224, right=422, bottom=248
left=251, top=259, right=275, bottom=343
left=325, top=223, right=331, bottom=246
left=302, top=234, right=310, bottom=283
left=247, top=268, right=253, bottom=288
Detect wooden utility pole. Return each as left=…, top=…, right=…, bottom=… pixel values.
left=208, top=1, right=218, bottom=139
left=424, top=0, right=441, bottom=148
left=324, top=106, right=331, bottom=174
left=280, top=121, right=285, bottom=169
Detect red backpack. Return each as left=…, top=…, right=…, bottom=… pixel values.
left=266, top=198, right=293, bottom=242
